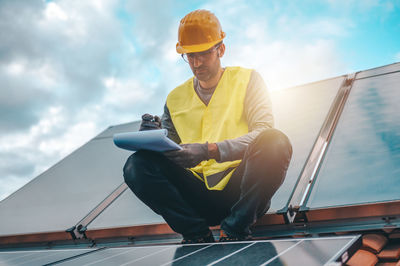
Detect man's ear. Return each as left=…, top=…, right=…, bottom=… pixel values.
left=218, top=43, right=226, bottom=57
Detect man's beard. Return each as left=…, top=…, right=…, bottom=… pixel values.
left=193, top=65, right=219, bottom=83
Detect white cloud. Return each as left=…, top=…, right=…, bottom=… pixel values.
left=103, top=77, right=151, bottom=107
left=38, top=121, right=97, bottom=157
left=0, top=106, right=64, bottom=151
left=5, top=61, right=25, bottom=75
left=226, top=38, right=345, bottom=91
left=4, top=59, right=59, bottom=89
left=0, top=176, right=30, bottom=201
left=44, top=2, right=68, bottom=21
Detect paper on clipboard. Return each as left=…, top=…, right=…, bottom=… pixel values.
left=113, top=129, right=182, bottom=152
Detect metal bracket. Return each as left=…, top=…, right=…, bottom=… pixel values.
left=382, top=216, right=396, bottom=224
left=66, top=182, right=128, bottom=239
left=65, top=226, right=77, bottom=240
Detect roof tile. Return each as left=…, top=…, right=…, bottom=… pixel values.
left=378, top=244, right=400, bottom=260
left=347, top=249, right=378, bottom=266
left=363, top=234, right=388, bottom=253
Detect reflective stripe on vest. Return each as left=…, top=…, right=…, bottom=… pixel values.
left=166, top=66, right=252, bottom=190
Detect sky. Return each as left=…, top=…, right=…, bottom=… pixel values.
left=0, top=0, right=399, bottom=201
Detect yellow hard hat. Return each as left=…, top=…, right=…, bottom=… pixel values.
left=176, top=9, right=226, bottom=54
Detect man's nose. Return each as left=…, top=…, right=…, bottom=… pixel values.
left=192, top=56, right=202, bottom=67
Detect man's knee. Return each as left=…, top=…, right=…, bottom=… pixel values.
left=253, top=129, right=292, bottom=160
left=247, top=129, right=292, bottom=187
left=123, top=150, right=160, bottom=189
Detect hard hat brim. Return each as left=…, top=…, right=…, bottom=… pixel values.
left=176, top=37, right=224, bottom=54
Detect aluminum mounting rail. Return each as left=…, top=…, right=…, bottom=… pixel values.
left=67, top=182, right=128, bottom=239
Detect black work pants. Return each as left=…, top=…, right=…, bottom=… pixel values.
left=123, top=129, right=292, bottom=238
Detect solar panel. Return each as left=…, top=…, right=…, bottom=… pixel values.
left=87, top=188, right=164, bottom=230
left=46, top=236, right=359, bottom=265
left=0, top=122, right=139, bottom=236
left=0, top=248, right=94, bottom=266
left=267, top=76, right=344, bottom=212
left=305, top=71, right=400, bottom=209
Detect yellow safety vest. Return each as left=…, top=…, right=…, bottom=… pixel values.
left=166, top=66, right=252, bottom=190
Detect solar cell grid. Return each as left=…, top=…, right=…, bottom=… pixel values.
left=55, top=246, right=165, bottom=266
left=210, top=240, right=296, bottom=266
left=46, top=236, right=358, bottom=266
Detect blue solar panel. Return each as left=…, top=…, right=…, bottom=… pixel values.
left=306, top=71, right=400, bottom=209
left=45, top=236, right=358, bottom=265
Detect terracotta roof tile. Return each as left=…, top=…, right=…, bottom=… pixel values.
left=347, top=249, right=378, bottom=266
left=378, top=244, right=400, bottom=260
left=382, top=228, right=396, bottom=234
left=362, top=234, right=388, bottom=253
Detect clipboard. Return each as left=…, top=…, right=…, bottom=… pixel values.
left=113, top=129, right=182, bottom=152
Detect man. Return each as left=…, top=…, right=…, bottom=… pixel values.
left=123, top=9, right=292, bottom=243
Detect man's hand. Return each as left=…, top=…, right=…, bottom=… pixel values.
left=140, top=114, right=161, bottom=131
left=164, top=143, right=209, bottom=168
